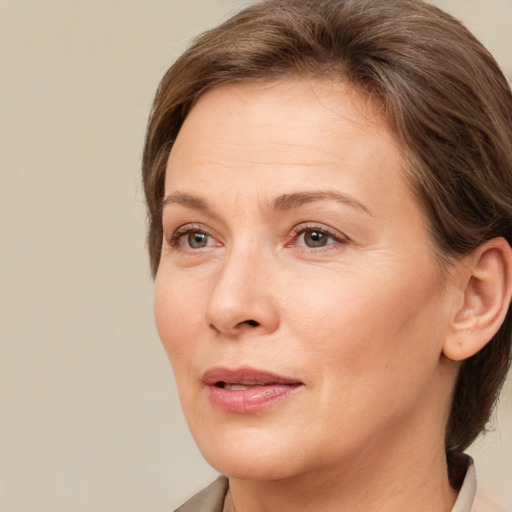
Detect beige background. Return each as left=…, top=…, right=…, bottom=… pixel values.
left=1, top=1, right=511, bottom=510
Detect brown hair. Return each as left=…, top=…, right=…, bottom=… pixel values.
left=142, top=0, right=512, bottom=455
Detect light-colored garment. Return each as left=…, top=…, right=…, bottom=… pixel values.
left=174, top=477, right=228, bottom=512
left=173, top=457, right=506, bottom=512
left=453, top=458, right=507, bottom=512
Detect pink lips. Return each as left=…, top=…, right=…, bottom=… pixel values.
left=203, top=367, right=303, bottom=413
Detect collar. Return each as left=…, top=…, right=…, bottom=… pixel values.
left=451, top=455, right=477, bottom=512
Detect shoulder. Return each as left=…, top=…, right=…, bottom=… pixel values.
left=173, top=476, right=229, bottom=512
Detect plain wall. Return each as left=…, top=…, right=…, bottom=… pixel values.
left=1, top=1, right=511, bottom=510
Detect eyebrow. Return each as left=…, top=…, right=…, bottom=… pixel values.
left=270, top=191, right=372, bottom=216
left=162, top=191, right=210, bottom=211
left=162, top=190, right=372, bottom=216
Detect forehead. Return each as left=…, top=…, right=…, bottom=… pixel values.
left=166, top=79, right=407, bottom=193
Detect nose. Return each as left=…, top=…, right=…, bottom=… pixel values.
left=205, top=246, right=280, bottom=339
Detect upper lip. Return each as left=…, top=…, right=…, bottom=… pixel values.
left=202, top=366, right=302, bottom=386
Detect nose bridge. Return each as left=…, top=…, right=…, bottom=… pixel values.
left=206, top=235, right=278, bottom=336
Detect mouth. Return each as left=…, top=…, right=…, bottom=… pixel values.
left=203, top=367, right=304, bottom=413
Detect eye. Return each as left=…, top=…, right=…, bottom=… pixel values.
left=298, top=229, right=332, bottom=248
left=185, top=232, right=210, bottom=248
left=170, top=225, right=219, bottom=250
left=288, top=224, right=348, bottom=250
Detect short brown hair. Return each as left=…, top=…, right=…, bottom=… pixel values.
left=142, top=0, right=512, bottom=454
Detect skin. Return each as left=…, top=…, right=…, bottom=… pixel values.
left=154, top=79, right=464, bottom=511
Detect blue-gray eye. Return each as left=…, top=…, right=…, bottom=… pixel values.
left=303, top=229, right=329, bottom=247
left=187, top=232, right=209, bottom=248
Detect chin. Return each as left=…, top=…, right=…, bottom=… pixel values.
left=191, top=426, right=312, bottom=481
left=206, top=453, right=299, bottom=481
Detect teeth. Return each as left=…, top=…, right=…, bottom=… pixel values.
left=223, top=382, right=264, bottom=391
left=224, top=384, right=251, bottom=391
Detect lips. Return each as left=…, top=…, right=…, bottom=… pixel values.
left=203, top=367, right=303, bottom=412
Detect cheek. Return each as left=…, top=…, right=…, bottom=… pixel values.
left=153, top=271, right=205, bottom=367
left=284, top=261, right=446, bottom=380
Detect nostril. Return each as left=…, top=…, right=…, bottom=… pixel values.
left=209, top=323, right=220, bottom=333
left=209, top=320, right=260, bottom=332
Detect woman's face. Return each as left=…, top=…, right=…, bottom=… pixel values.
left=154, top=79, right=457, bottom=480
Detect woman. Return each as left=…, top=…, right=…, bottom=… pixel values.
left=142, top=0, right=512, bottom=510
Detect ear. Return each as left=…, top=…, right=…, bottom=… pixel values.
left=443, top=237, right=512, bottom=361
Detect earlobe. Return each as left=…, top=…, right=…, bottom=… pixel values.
left=443, top=237, right=512, bottom=361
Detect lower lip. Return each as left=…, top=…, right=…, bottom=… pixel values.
left=207, top=383, right=302, bottom=413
